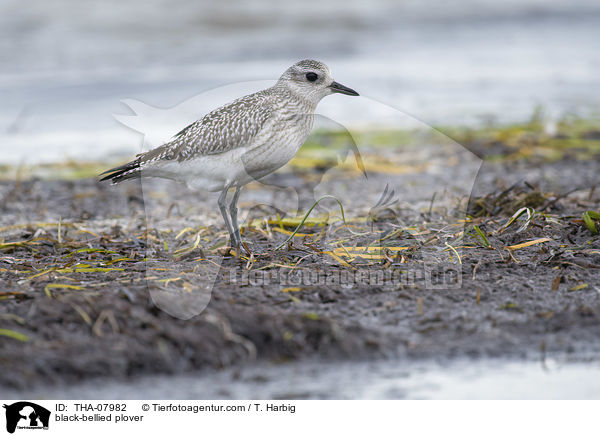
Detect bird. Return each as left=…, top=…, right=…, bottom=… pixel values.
left=99, top=59, right=359, bottom=250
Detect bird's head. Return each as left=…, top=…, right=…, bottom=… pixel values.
left=278, top=59, right=359, bottom=104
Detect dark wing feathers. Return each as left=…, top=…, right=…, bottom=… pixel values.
left=98, top=159, right=141, bottom=183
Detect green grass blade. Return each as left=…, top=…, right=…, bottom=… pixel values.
left=473, top=225, right=491, bottom=247
left=582, top=210, right=600, bottom=235
left=0, top=328, right=29, bottom=342
left=275, top=195, right=349, bottom=250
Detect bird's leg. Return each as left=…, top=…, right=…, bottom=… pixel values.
left=229, top=186, right=242, bottom=247
left=217, top=187, right=236, bottom=247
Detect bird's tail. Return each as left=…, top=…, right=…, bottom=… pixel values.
left=98, top=158, right=142, bottom=184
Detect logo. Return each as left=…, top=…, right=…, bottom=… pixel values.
left=3, top=402, right=50, bottom=434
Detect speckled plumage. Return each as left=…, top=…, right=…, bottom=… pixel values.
left=100, top=59, right=358, bottom=248
left=141, top=89, right=279, bottom=163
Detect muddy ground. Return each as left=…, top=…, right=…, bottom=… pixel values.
left=1, top=136, right=599, bottom=392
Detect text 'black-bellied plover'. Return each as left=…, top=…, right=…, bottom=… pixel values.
left=100, top=59, right=359, bottom=250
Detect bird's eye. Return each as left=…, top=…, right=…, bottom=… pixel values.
left=305, top=72, right=318, bottom=82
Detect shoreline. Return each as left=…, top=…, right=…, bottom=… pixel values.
left=1, top=122, right=599, bottom=393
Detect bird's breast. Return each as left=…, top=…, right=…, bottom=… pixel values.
left=240, top=113, right=314, bottom=180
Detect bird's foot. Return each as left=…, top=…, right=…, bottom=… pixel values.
left=228, top=236, right=251, bottom=256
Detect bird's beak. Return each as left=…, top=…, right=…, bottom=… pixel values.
left=329, top=81, right=359, bottom=96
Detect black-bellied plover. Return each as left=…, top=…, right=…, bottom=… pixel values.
left=100, top=59, right=359, bottom=249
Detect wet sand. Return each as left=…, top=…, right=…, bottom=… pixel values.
left=1, top=136, right=599, bottom=394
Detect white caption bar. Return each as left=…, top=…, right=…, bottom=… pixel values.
left=0, top=400, right=597, bottom=435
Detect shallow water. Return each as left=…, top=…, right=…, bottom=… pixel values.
left=1, top=0, right=599, bottom=164
left=10, top=358, right=600, bottom=400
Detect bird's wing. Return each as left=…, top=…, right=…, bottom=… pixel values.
left=140, top=90, right=277, bottom=165
left=99, top=90, right=277, bottom=183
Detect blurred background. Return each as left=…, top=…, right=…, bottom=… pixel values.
left=1, top=0, right=599, bottom=164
